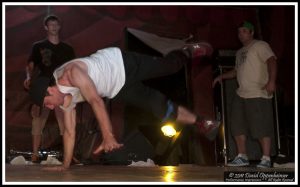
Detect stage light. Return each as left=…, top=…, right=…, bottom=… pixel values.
left=161, top=123, right=177, bottom=137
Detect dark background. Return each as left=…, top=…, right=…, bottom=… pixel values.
left=4, top=4, right=296, bottom=165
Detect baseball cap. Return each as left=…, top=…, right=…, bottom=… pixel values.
left=239, top=21, right=255, bottom=31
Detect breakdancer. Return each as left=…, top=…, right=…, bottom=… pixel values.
left=30, top=45, right=220, bottom=170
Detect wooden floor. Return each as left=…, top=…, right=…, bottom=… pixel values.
left=4, top=164, right=295, bottom=184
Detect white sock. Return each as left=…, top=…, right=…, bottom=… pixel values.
left=261, top=155, right=271, bottom=161
left=237, top=153, right=248, bottom=160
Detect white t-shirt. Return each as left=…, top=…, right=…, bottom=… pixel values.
left=53, top=47, right=125, bottom=110
left=235, top=40, right=276, bottom=99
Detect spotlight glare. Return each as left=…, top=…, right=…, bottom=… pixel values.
left=161, top=124, right=177, bottom=137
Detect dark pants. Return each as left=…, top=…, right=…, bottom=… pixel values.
left=230, top=94, right=275, bottom=139
left=113, top=50, right=188, bottom=119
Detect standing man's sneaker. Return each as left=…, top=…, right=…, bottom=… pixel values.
left=257, top=159, right=272, bottom=168
left=227, top=156, right=250, bottom=166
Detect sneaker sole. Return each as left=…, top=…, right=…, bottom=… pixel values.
left=227, top=163, right=250, bottom=167
left=257, top=165, right=271, bottom=168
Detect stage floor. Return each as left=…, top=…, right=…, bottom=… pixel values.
left=4, top=164, right=296, bottom=184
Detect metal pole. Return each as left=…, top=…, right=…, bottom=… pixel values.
left=219, top=65, right=228, bottom=165
left=274, top=91, right=281, bottom=154
left=47, top=6, right=51, bottom=15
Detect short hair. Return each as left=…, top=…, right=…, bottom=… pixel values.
left=43, top=15, right=60, bottom=26
left=29, top=76, right=50, bottom=107
left=238, top=20, right=255, bottom=32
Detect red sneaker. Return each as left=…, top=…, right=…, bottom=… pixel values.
left=183, top=42, right=213, bottom=58
left=196, top=119, right=220, bottom=141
